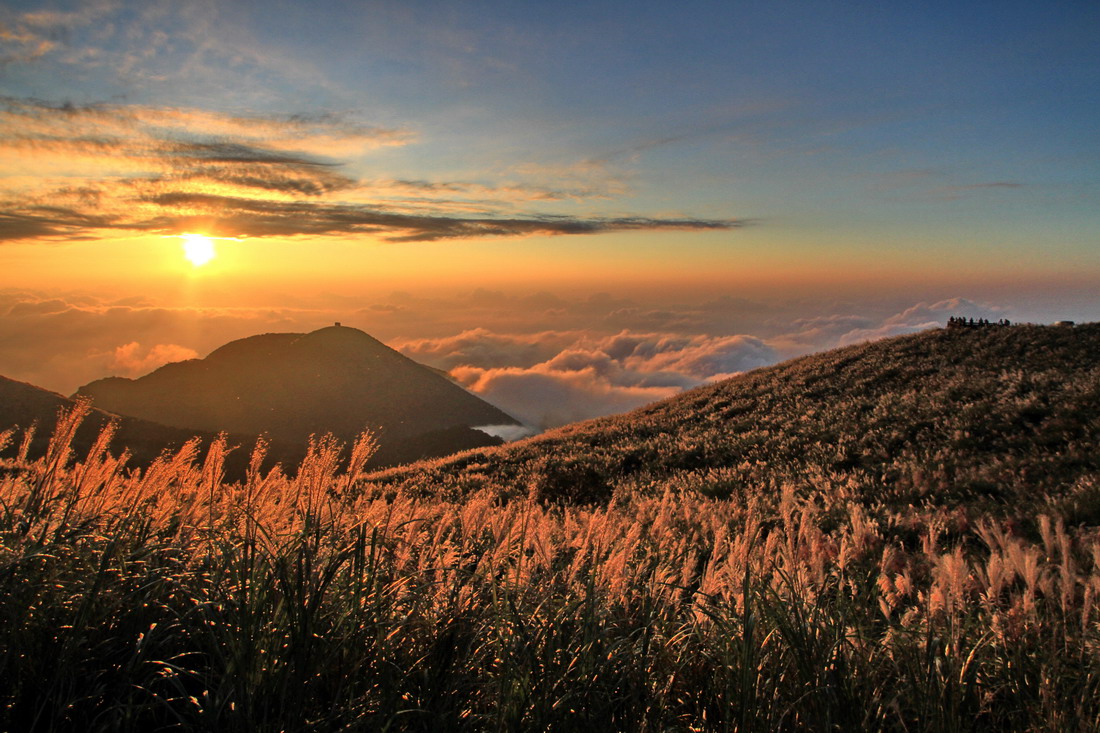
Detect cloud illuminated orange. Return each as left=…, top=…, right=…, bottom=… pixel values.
left=0, top=97, right=743, bottom=243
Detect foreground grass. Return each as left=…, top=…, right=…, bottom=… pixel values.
left=2, top=402, right=1100, bottom=731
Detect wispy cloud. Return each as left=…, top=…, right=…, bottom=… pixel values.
left=0, top=23, right=57, bottom=65
left=927, top=181, right=1025, bottom=201
left=869, top=168, right=1028, bottom=202
left=0, top=97, right=743, bottom=243
left=0, top=0, right=115, bottom=66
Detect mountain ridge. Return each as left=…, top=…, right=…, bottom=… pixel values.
left=0, top=373, right=262, bottom=470
left=364, top=323, right=1100, bottom=517
left=75, top=324, right=517, bottom=456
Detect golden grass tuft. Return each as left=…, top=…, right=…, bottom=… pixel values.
left=2, top=388, right=1100, bottom=730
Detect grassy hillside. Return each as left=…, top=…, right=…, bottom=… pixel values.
left=2, top=324, right=1099, bottom=731
left=369, top=323, right=1100, bottom=517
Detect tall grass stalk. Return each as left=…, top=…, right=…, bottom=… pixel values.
left=1, top=402, right=1099, bottom=730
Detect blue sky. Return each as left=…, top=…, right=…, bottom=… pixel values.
left=3, top=0, right=1096, bottom=246
left=1, top=0, right=1098, bottom=423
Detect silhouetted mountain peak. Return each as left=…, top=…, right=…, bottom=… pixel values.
left=201, top=327, right=415, bottom=376
left=304, top=323, right=386, bottom=346
left=75, top=325, right=518, bottom=456
left=204, top=332, right=301, bottom=365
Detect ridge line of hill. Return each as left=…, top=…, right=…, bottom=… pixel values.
left=363, top=323, right=1100, bottom=516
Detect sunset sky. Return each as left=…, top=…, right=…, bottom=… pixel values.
left=1, top=0, right=1098, bottom=430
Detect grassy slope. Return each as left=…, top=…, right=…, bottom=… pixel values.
left=3, top=324, right=1100, bottom=732
left=369, top=323, right=1100, bottom=517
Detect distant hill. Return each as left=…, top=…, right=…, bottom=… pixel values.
left=0, top=374, right=252, bottom=469
left=367, top=323, right=1100, bottom=518
left=75, top=324, right=517, bottom=465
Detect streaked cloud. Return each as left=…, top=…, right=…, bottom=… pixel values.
left=870, top=169, right=1029, bottom=202
left=0, top=96, right=742, bottom=243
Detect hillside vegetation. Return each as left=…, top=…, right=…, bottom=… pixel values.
left=371, top=323, right=1100, bottom=517
left=1, top=324, right=1099, bottom=731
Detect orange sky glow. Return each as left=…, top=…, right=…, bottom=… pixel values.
left=1, top=0, right=1097, bottom=428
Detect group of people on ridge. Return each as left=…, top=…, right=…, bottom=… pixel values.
left=946, top=316, right=1012, bottom=329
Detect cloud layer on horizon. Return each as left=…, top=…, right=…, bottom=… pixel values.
left=388, top=295, right=1011, bottom=429
left=0, top=97, right=741, bottom=243
left=442, top=332, right=776, bottom=429
left=0, top=287, right=1010, bottom=432
left=386, top=295, right=1009, bottom=429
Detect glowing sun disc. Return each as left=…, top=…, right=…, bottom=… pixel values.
left=181, top=234, right=216, bottom=267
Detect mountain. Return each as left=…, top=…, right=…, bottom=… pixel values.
left=0, top=374, right=241, bottom=468
left=75, top=324, right=517, bottom=465
left=367, top=323, right=1100, bottom=518
left=7, top=322, right=1100, bottom=731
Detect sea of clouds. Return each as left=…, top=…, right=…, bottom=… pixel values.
left=0, top=287, right=1024, bottom=436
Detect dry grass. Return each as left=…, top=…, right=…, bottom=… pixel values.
left=3, top=394, right=1100, bottom=731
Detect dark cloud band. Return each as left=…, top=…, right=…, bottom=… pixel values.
left=1, top=191, right=743, bottom=243
left=0, top=96, right=746, bottom=243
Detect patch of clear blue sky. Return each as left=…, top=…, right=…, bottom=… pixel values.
left=1, top=0, right=1097, bottom=258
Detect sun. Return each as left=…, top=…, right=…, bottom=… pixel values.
left=180, top=233, right=216, bottom=267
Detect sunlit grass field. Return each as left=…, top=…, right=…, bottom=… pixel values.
left=3, top=325, right=1100, bottom=731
